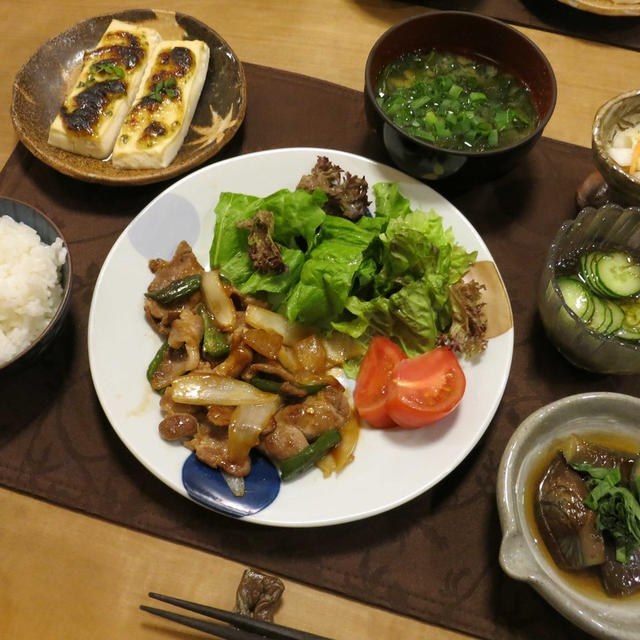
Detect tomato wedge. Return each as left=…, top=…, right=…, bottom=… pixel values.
left=385, top=347, right=465, bottom=429
left=353, top=336, right=406, bottom=428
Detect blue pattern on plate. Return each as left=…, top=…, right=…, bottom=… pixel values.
left=182, top=452, right=280, bottom=517
left=128, top=193, right=200, bottom=259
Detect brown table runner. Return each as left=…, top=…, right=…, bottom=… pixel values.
left=419, top=0, right=640, bottom=52
left=1, top=63, right=638, bottom=640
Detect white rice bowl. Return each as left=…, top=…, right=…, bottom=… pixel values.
left=0, top=215, right=67, bottom=365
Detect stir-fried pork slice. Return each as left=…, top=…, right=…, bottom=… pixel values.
left=272, top=385, right=350, bottom=441
left=147, top=240, right=204, bottom=290
left=260, top=422, right=310, bottom=461
left=206, top=404, right=234, bottom=427
left=145, top=298, right=184, bottom=336
left=159, top=390, right=199, bottom=415
left=242, top=362, right=299, bottom=385
left=242, top=362, right=332, bottom=387
left=186, top=424, right=251, bottom=477
left=145, top=241, right=204, bottom=335
left=149, top=308, right=204, bottom=390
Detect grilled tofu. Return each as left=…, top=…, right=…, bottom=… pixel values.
left=111, top=40, right=210, bottom=169
left=48, top=19, right=162, bottom=159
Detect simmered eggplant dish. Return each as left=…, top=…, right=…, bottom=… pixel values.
left=144, top=240, right=361, bottom=488
left=535, top=435, right=640, bottom=597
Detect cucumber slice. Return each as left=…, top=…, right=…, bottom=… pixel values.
left=587, top=296, right=611, bottom=333
left=595, top=251, right=640, bottom=298
left=557, top=277, right=595, bottom=322
left=602, top=299, right=625, bottom=335
left=581, top=251, right=610, bottom=297
left=615, top=325, right=640, bottom=342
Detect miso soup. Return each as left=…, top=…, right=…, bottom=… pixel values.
left=375, top=49, right=539, bottom=152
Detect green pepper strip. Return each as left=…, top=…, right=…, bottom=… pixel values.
left=146, top=340, right=168, bottom=381
left=250, top=377, right=326, bottom=396
left=198, top=305, right=230, bottom=359
left=145, top=273, right=201, bottom=304
left=278, top=429, right=342, bottom=481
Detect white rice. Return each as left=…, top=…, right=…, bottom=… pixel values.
left=0, top=215, right=67, bottom=365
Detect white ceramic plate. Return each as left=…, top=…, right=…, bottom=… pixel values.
left=88, top=147, right=513, bottom=527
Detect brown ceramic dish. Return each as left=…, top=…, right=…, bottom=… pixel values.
left=10, top=9, right=246, bottom=186
left=364, top=11, right=557, bottom=186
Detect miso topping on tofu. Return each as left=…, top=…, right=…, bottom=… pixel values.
left=121, top=46, right=195, bottom=149
left=112, top=39, right=209, bottom=169
left=60, top=30, right=150, bottom=136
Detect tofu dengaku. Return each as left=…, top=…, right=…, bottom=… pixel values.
left=112, top=39, right=210, bottom=169
left=48, top=19, right=162, bottom=159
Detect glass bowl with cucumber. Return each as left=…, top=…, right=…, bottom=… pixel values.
left=538, top=203, right=640, bottom=374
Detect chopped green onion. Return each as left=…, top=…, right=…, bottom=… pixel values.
left=375, top=49, right=538, bottom=152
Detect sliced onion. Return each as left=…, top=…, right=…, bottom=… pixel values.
left=201, top=270, right=236, bottom=331
left=222, top=471, right=245, bottom=497
left=228, top=398, right=282, bottom=463
left=322, top=332, right=365, bottom=366
left=276, top=345, right=301, bottom=372
left=245, top=304, right=310, bottom=345
left=293, top=334, right=328, bottom=374
left=316, top=412, right=360, bottom=477
left=243, top=327, right=283, bottom=360
left=170, top=373, right=277, bottom=406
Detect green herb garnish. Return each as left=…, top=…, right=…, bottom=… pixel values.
left=148, top=76, right=178, bottom=102
left=570, top=461, right=640, bottom=563
left=88, top=61, right=125, bottom=83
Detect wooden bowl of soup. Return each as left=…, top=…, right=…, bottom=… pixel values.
left=364, top=11, right=557, bottom=186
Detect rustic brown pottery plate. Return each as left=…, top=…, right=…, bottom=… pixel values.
left=556, top=0, right=640, bottom=16
left=10, top=9, right=247, bottom=186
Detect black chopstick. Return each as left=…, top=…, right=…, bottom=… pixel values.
left=142, top=592, right=333, bottom=640
left=141, top=604, right=254, bottom=639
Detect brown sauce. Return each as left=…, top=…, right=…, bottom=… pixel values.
left=525, top=430, right=640, bottom=601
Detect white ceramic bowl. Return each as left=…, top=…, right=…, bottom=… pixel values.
left=497, top=392, right=640, bottom=639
